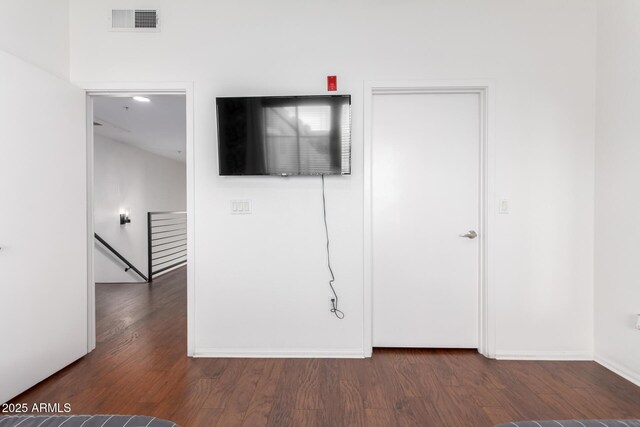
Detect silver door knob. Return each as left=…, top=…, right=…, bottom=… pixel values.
left=460, top=230, right=477, bottom=239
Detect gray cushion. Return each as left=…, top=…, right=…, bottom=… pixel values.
left=0, top=415, right=178, bottom=427
left=495, top=421, right=640, bottom=427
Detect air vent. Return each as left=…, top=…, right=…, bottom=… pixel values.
left=135, top=10, right=157, bottom=28
left=110, top=9, right=159, bottom=32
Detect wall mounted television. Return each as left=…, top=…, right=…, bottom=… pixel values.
left=216, top=95, right=351, bottom=176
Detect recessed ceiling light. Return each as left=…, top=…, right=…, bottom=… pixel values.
left=133, top=96, right=150, bottom=103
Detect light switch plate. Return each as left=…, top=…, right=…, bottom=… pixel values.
left=231, top=199, right=252, bottom=214
left=498, top=199, right=510, bottom=214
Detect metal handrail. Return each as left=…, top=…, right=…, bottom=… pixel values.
left=94, top=233, right=148, bottom=282
left=148, top=211, right=187, bottom=282
left=149, top=211, right=187, bottom=215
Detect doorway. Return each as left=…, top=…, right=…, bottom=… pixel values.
left=363, top=81, right=493, bottom=357
left=85, top=85, right=194, bottom=355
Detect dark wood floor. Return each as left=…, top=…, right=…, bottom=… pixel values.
left=9, top=267, right=640, bottom=426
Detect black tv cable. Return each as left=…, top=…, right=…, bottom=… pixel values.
left=321, top=175, right=344, bottom=319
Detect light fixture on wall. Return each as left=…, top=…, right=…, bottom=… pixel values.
left=120, top=210, right=131, bottom=225
left=133, top=96, right=150, bottom=103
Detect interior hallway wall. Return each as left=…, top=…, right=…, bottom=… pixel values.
left=94, top=134, right=186, bottom=282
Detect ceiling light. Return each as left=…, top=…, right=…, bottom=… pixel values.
left=133, top=96, right=150, bottom=103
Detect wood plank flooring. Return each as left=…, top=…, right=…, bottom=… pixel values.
left=8, top=267, right=640, bottom=426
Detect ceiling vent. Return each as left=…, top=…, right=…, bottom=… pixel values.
left=110, top=9, right=159, bottom=32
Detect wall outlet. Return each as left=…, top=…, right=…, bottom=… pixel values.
left=636, top=314, right=640, bottom=330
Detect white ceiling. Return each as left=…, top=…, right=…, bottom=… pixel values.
left=93, top=95, right=186, bottom=162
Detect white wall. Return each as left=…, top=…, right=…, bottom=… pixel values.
left=594, top=0, right=640, bottom=385
left=70, top=0, right=596, bottom=357
left=94, top=134, right=186, bottom=282
left=0, top=0, right=70, bottom=78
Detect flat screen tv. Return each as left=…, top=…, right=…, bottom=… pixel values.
left=216, top=95, right=351, bottom=176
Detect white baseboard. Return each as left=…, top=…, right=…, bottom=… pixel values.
left=193, top=348, right=365, bottom=358
left=495, top=351, right=593, bottom=361
left=595, top=355, right=640, bottom=387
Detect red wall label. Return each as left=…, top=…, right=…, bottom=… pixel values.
left=327, top=75, right=337, bottom=91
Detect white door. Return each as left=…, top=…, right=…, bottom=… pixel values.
left=372, top=92, right=480, bottom=348
left=0, top=51, right=87, bottom=403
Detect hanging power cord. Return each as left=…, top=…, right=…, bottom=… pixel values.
left=321, top=175, right=345, bottom=319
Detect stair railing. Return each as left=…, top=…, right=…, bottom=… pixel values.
left=94, top=233, right=148, bottom=282
left=147, top=211, right=187, bottom=282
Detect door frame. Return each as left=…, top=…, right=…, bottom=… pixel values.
left=82, top=82, right=195, bottom=356
left=363, top=80, right=495, bottom=358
